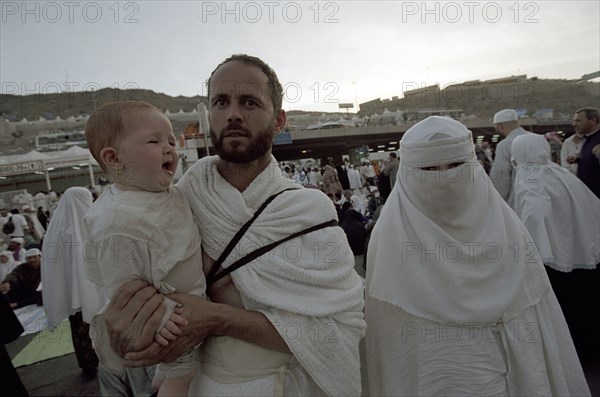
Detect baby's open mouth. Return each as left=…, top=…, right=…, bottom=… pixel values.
left=162, top=161, right=174, bottom=174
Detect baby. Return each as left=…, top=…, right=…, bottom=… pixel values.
left=82, top=101, right=206, bottom=396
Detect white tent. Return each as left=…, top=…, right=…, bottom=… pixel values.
left=15, top=150, right=53, bottom=162
left=59, top=145, right=91, bottom=158
left=1, top=146, right=98, bottom=190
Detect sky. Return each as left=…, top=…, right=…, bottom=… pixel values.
left=1, top=0, right=599, bottom=112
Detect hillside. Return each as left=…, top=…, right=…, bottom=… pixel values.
left=359, top=79, right=600, bottom=120
left=0, top=88, right=206, bottom=121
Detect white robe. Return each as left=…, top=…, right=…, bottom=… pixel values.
left=490, top=127, right=531, bottom=208
left=366, top=116, right=589, bottom=396
left=177, top=155, right=366, bottom=397
left=41, top=187, right=107, bottom=327
left=512, top=134, right=600, bottom=271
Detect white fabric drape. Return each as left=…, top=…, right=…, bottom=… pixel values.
left=512, top=133, right=600, bottom=272
left=366, top=116, right=590, bottom=396
left=368, top=118, right=547, bottom=325
left=41, top=187, right=108, bottom=326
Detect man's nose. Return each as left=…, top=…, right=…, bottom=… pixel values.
left=227, top=102, right=243, bottom=123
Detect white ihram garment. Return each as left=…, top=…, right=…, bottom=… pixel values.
left=490, top=126, right=530, bottom=208
left=177, top=155, right=366, bottom=397
left=366, top=116, right=589, bottom=396
left=512, top=133, right=600, bottom=272
left=41, top=187, right=108, bottom=327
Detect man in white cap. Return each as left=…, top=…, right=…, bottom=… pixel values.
left=489, top=109, right=531, bottom=208
left=1, top=248, right=42, bottom=309
left=365, top=116, right=590, bottom=396
left=8, top=237, right=25, bottom=263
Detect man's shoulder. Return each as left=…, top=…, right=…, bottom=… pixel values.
left=564, top=134, right=578, bottom=143
left=283, top=187, right=333, bottom=208
left=585, top=129, right=600, bottom=144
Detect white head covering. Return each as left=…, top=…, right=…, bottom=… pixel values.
left=24, top=248, right=41, bottom=258
left=512, top=134, right=600, bottom=271
left=0, top=250, right=17, bottom=282
left=41, top=187, right=108, bottom=325
left=493, top=109, right=518, bottom=124
left=367, top=116, right=548, bottom=324
left=10, top=237, right=24, bottom=245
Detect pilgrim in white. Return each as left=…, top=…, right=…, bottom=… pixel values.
left=365, top=116, right=590, bottom=396
left=512, top=133, right=600, bottom=365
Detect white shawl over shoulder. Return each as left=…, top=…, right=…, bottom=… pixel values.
left=512, top=134, right=600, bottom=272
left=177, top=155, right=366, bottom=396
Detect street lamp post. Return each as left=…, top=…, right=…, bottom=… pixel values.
left=352, top=81, right=359, bottom=112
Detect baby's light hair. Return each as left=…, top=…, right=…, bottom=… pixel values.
left=85, top=101, right=161, bottom=171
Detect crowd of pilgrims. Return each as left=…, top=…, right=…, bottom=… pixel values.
left=0, top=124, right=598, bottom=390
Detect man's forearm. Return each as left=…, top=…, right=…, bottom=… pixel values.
left=212, top=303, right=290, bottom=353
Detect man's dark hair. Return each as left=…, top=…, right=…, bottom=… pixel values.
left=390, top=152, right=398, bottom=159
left=207, top=54, right=283, bottom=113
left=575, top=107, right=600, bottom=124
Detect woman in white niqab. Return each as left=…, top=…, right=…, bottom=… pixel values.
left=512, top=133, right=600, bottom=365
left=365, top=116, right=590, bottom=396
left=41, top=186, right=108, bottom=373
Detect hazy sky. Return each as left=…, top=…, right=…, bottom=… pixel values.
left=1, top=1, right=599, bottom=112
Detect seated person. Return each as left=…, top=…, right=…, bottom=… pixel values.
left=1, top=248, right=42, bottom=309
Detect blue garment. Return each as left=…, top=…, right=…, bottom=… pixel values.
left=577, top=129, right=600, bottom=198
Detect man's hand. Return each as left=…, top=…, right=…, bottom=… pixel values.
left=0, top=282, right=10, bottom=294
left=104, top=280, right=167, bottom=357
left=566, top=155, right=579, bottom=164
left=124, top=293, right=218, bottom=367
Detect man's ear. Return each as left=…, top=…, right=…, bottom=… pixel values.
left=100, top=147, right=121, bottom=170
left=273, top=109, right=287, bottom=134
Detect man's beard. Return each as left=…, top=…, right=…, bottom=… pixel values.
left=210, top=122, right=274, bottom=164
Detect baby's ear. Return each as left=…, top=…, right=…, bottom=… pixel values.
left=100, top=147, right=121, bottom=169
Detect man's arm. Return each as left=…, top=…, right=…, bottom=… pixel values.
left=107, top=283, right=289, bottom=367
left=1, top=281, right=11, bottom=294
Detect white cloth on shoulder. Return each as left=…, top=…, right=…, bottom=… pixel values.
left=178, top=155, right=366, bottom=397
left=512, top=133, right=600, bottom=272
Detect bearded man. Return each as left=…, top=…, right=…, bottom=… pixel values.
left=101, top=54, right=366, bottom=397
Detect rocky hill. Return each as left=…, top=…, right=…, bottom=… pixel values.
left=0, top=88, right=206, bottom=121
left=359, top=78, right=600, bottom=121
left=1, top=78, right=598, bottom=154
left=3, top=78, right=598, bottom=123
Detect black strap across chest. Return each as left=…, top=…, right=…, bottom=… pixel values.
left=206, top=188, right=338, bottom=286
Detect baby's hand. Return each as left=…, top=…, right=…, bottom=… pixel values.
left=154, top=308, right=188, bottom=346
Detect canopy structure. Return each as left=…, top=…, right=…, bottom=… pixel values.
left=0, top=146, right=99, bottom=191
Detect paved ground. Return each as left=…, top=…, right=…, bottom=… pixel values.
left=7, top=330, right=599, bottom=396
left=7, top=331, right=99, bottom=396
